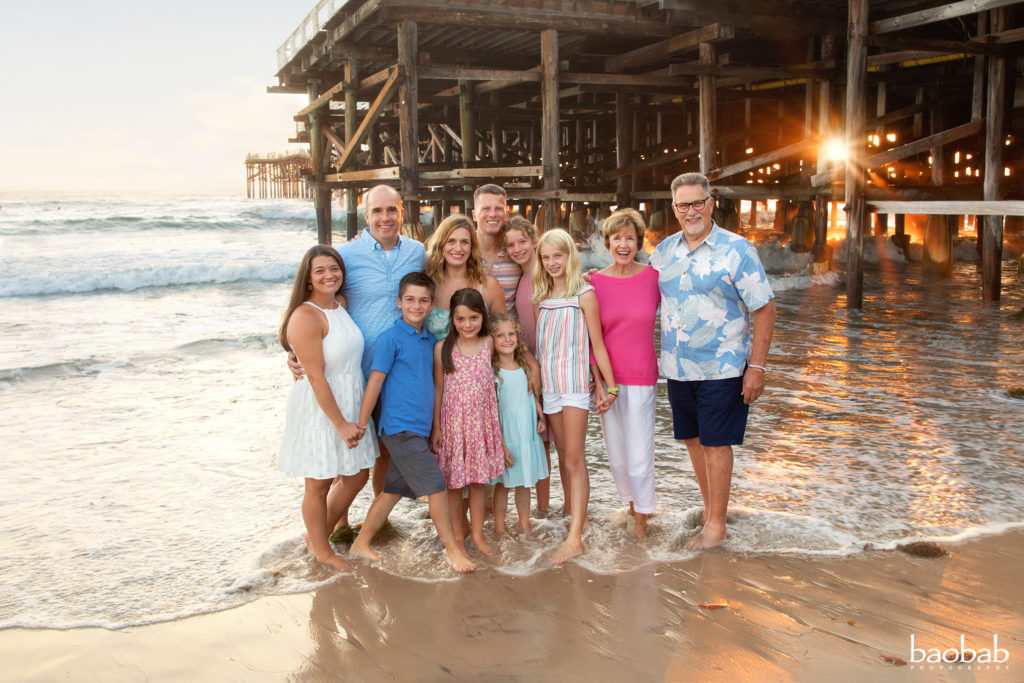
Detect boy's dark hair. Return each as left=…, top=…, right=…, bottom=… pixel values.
left=398, top=271, right=435, bottom=298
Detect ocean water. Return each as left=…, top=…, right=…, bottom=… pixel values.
left=1, top=193, right=1022, bottom=630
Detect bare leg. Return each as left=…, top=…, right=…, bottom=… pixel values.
left=302, top=478, right=352, bottom=569
left=447, top=489, right=468, bottom=554
left=683, top=440, right=733, bottom=550
left=426, top=491, right=476, bottom=573
left=468, top=484, right=493, bottom=555
left=514, top=486, right=532, bottom=533
left=349, top=492, right=402, bottom=562
left=493, top=484, right=509, bottom=537
left=326, top=469, right=369, bottom=531
left=535, top=440, right=552, bottom=514
left=682, top=437, right=710, bottom=527
left=546, top=412, right=571, bottom=516
left=551, top=406, right=589, bottom=564
left=371, top=442, right=391, bottom=496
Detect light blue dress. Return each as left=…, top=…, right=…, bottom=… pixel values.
left=496, top=367, right=548, bottom=488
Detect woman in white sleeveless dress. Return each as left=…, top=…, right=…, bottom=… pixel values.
left=278, top=245, right=378, bottom=569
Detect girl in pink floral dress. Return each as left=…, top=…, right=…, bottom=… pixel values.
left=430, top=288, right=508, bottom=556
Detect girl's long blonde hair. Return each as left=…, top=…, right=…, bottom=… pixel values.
left=489, top=313, right=530, bottom=382
left=531, top=229, right=585, bottom=303
left=425, top=214, right=486, bottom=287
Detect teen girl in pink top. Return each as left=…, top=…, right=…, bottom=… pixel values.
left=589, top=209, right=660, bottom=538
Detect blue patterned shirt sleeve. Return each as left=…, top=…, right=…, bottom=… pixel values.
left=651, top=224, right=774, bottom=381
left=336, top=230, right=426, bottom=380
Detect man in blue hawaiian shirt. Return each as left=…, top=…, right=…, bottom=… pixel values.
left=650, top=172, right=776, bottom=550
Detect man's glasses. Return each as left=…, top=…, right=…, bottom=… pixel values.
left=673, top=196, right=711, bottom=212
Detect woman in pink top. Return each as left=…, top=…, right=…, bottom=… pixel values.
left=502, top=214, right=554, bottom=513
left=590, top=209, right=660, bottom=538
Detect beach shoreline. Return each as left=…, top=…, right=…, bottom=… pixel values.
left=4, top=529, right=1022, bottom=681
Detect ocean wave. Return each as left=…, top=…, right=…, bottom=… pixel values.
left=0, top=261, right=297, bottom=297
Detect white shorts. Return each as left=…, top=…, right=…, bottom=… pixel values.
left=542, top=391, right=590, bottom=414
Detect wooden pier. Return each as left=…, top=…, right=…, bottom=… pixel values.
left=270, top=0, right=1023, bottom=306
left=245, top=152, right=314, bottom=199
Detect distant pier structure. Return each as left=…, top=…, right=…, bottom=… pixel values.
left=245, top=151, right=314, bottom=199
left=270, top=0, right=1023, bottom=307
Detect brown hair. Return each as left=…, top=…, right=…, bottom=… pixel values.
left=279, top=245, right=346, bottom=352
left=440, top=288, right=490, bottom=375
left=424, top=214, right=486, bottom=287
left=501, top=213, right=538, bottom=246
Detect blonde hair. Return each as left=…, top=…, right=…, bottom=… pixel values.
left=531, top=229, right=585, bottom=303
left=602, top=208, right=646, bottom=251
left=489, top=313, right=531, bottom=382
left=424, top=214, right=486, bottom=286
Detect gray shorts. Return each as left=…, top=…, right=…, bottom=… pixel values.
left=379, top=431, right=446, bottom=499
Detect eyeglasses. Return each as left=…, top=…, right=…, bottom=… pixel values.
left=672, top=196, right=711, bottom=212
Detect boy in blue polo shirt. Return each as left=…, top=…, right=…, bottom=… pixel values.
left=349, top=272, right=476, bottom=573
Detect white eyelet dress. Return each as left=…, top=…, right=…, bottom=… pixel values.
left=277, top=302, right=379, bottom=479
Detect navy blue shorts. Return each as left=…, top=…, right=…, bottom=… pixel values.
left=379, top=431, right=446, bottom=498
left=666, top=376, right=748, bottom=447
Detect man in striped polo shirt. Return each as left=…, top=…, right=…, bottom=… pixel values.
left=472, top=184, right=521, bottom=309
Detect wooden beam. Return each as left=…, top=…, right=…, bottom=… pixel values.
left=541, top=29, right=561, bottom=226
left=868, top=34, right=1009, bottom=57
left=334, top=68, right=401, bottom=172
left=322, top=126, right=346, bottom=158
left=419, top=166, right=544, bottom=180
left=810, top=120, right=985, bottom=187
left=866, top=120, right=984, bottom=169
left=606, top=23, right=734, bottom=74
left=296, top=79, right=349, bottom=119
left=397, top=21, right=419, bottom=222
left=668, top=60, right=836, bottom=80
left=418, top=65, right=542, bottom=83
left=868, top=201, right=1024, bottom=216
left=324, top=167, right=401, bottom=182
left=380, top=1, right=680, bottom=38
left=983, top=8, right=1007, bottom=301
left=870, top=0, right=1019, bottom=35
left=846, top=0, right=869, bottom=309
left=615, top=92, right=633, bottom=206
left=698, top=42, right=717, bottom=175
left=358, top=67, right=393, bottom=91
left=707, top=136, right=820, bottom=181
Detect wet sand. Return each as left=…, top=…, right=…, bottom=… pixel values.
left=4, top=529, right=1022, bottom=681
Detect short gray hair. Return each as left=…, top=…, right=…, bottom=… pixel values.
left=670, top=172, right=710, bottom=196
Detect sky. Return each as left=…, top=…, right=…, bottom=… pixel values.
left=0, top=1, right=315, bottom=194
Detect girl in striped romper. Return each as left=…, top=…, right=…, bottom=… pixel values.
left=532, top=229, right=618, bottom=564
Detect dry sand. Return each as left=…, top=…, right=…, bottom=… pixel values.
left=3, top=530, right=1022, bottom=682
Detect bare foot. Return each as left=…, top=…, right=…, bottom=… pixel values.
left=446, top=548, right=477, bottom=573
left=684, top=524, right=727, bottom=551
left=315, top=551, right=353, bottom=570
left=517, top=520, right=531, bottom=534
left=551, top=538, right=584, bottom=564
left=349, top=541, right=382, bottom=562
left=472, top=534, right=494, bottom=556
left=632, top=512, right=649, bottom=539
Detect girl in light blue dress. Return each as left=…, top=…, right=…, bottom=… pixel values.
left=490, top=313, right=548, bottom=534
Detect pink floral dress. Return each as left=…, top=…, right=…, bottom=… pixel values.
left=437, top=342, right=505, bottom=489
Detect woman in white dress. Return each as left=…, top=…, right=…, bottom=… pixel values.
left=278, top=245, right=378, bottom=569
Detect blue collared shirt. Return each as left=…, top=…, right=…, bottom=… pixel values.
left=370, top=319, right=436, bottom=437
left=336, top=229, right=426, bottom=380
left=649, top=223, right=774, bottom=381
